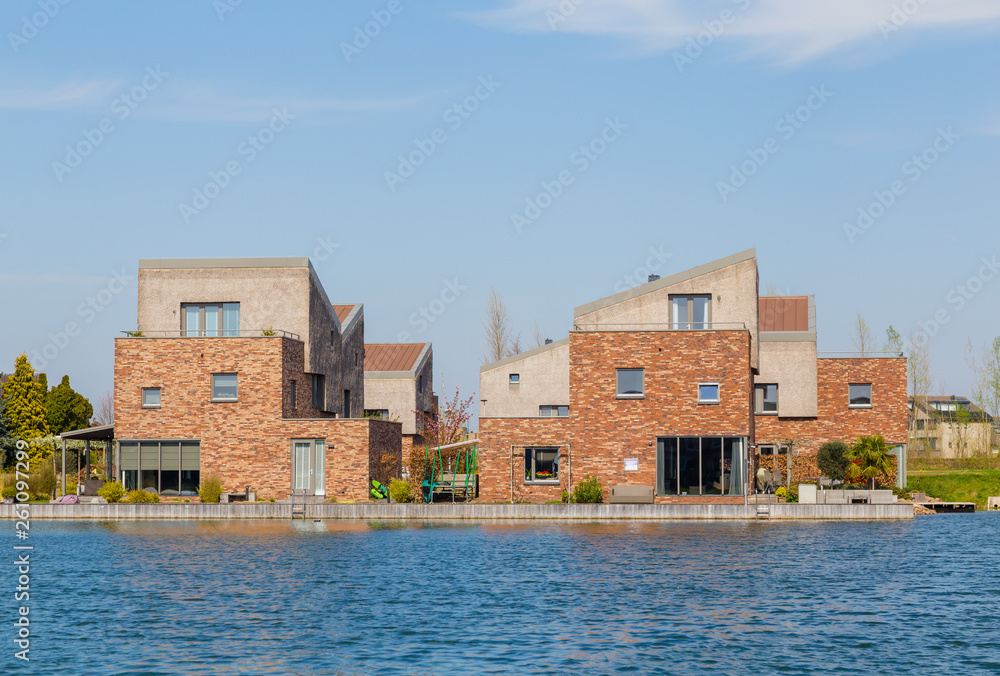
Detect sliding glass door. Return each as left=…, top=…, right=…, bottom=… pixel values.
left=657, top=437, right=745, bottom=496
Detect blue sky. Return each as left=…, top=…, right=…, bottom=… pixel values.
left=1, top=0, right=998, bottom=421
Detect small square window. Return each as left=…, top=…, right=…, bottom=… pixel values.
left=509, top=374, right=520, bottom=384
left=524, top=447, right=559, bottom=483
left=616, top=369, right=644, bottom=397
left=849, top=383, right=872, bottom=408
left=212, top=373, right=238, bottom=402
left=699, top=383, right=720, bottom=404
left=141, top=387, right=161, bottom=408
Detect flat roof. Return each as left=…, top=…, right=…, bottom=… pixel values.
left=139, top=257, right=311, bottom=269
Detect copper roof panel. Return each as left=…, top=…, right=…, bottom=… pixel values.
left=364, top=343, right=427, bottom=372
left=759, top=296, right=809, bottom=332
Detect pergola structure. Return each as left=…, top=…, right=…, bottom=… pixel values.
left=58, top=425, right=115, bottom=496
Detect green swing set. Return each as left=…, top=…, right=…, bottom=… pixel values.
left=420, top=439, right=479, bottom=503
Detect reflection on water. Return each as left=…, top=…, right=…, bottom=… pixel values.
left=15, top=516, right=1000, bottom=675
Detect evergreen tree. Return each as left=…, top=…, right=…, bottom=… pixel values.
left=46, top=375, right=93, bottom=434
left=4, top=354, right=50, bottom=441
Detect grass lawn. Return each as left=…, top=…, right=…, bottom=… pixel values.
left=907, top=469, right=1000, bottom=507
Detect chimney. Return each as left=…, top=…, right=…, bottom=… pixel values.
left=648, top=274, right=660, bottom=282
left=544, top=339, right=553, bottom=345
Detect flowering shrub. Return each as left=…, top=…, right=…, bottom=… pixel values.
left=775, top=486, right=788, bottom=498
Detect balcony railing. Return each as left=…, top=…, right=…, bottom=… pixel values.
left=572, top=322, right=749, bottom=332
left=817, top=351, right=904, bottom=358
left=120, top=329, right=301, bottom=340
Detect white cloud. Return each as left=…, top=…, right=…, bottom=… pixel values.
left=463, top=0, right=1000, bottom=64
left=0, top=77, right=424, bottom=122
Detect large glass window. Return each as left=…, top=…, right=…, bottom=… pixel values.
left=120, top=440, right=200, bottom=496
left=616, top=368, right=644, bottom=397
left=755, top=384, right=778, bottom=414
left=849, top=383, right=872, bottom=408
left=182, top=303, right=240, bottom=336
left=657, top=437, right=745, bottom=496
left=524, top=447, right=559, bottom=483
left=212, top=373, right=238, bottom=402
left=671, top=295, right=711, bottom=330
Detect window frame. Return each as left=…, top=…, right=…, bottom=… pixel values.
left=669, top=294, right=712, bottom=330
left=616, top=368, right=645, bottom=398
left=754, top=384, right=778, bottom=415
left=509, top=373, right=520, bottom=384
left=539, top=405, right=569, bottom=417
left=211, top=373, right=238, bottom=402
left=524, top=446, right=560, bottom=485
left=141, top=387, right=161, bottom=409
left=312, top=374, right=325, bottom=410
left=698, top=383, right=720, bottom=404
left=181, top=302, right=240, bottom=337
left=849, top=383, right=873, bottom=409
left=289, top=380, right=296, bottom=410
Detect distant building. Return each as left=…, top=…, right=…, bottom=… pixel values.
left=909, top=395, right=999, bottom=458
left=363, top=343, right=435, bottom=455
left=112, top=257, right=401, bottom=500
left=477, top=249, right=909, bottom=503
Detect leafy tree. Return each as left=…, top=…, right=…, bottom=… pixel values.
left=0, top=397, right=16, bottom=467
left=884, top=326, right=904, bottom=355
left=45, top=375, right=93, bottom=434
left=851, top=313, right=874, bottom=357
left=845, top=435, right=894, bottom=490
left=4, top=355, right=49, bottom=443
left=410, top=388, right=475, bottom=483
left=817, top=441, right=850, bottom=483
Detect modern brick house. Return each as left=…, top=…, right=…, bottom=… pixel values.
left=113, top=258, right=401, bottom=501
left=477, top=249, right=908, bottom=503
left=363, top=342, right=435, bottom=456
left=908, top=395, right=999, bottom=458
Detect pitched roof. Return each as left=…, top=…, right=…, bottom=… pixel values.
left=364, top=343, right=429, bottom=373
left=332, top=304, right=355, bottom=323
left=759, top=296, right=810, bottom=332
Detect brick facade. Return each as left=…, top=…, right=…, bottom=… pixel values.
left=478, top=417, right=572, bottom=502
left=115, top=336, right=401, bottom=500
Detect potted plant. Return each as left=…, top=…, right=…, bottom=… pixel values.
left=2, top=486, right=17, bottom=503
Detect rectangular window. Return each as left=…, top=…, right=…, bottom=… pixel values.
left=539, top=405, right=569, bottom=417
left=698, top=383, right=720, bottom=404
left=343, top=390, right=351, bottom=418
left=312, top=374, right=325, bottom=409
left=120, top=440, right=200, bottom=497
left=509, top=374, right=519, bottom=384
left=616, top=368, right=644, bottom=397
left=671, top=295, right=711, bottom=330
left=212, top=373, right=238, bottom=402
left=849, top=383, right=872, bottom=408
left=657, top=437, right=746, bottom=497
left=141, top=387, right=161, bottom=408
left=524, top=447, right=559, bottom=483
left=182, top=303, right=239, bottom=337
left=754, top=384, right=778, bottom=414
left=291, top=438, right=325, bottom=496
left=290, top=380, right=296, bottom=410
left=364, top=409, right=391, bottom=420
left=418, top=375, right=423, bottom=393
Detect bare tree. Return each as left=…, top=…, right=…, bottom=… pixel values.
left=532, top=322, right=545, bottom=348
left=93, top=390, right=114, bottom=425
left=482, top=287, right=513, bottom=365
left=908, top=332, right=934, bottom=458
left=505, top=333, right=523, bottom=358
left=851, top=313, right=874, bottom=357
left=967, top=336, right=1000, bottom=425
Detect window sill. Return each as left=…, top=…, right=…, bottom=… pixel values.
left=141, top=405, right=161, bottom=410
left=616, top=395, right=645, bottom=400
left=849, top=405, right=873, bottom=409
left=211, top=398, right=239, bottom=403
left=755, top=411, right=778, bottom=416
left=524, top=480, right=560, bottom=486
left=699, top=401, right=720, bottom=405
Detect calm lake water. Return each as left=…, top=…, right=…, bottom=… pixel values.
left=7, top=515, right=1000, bottom=675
